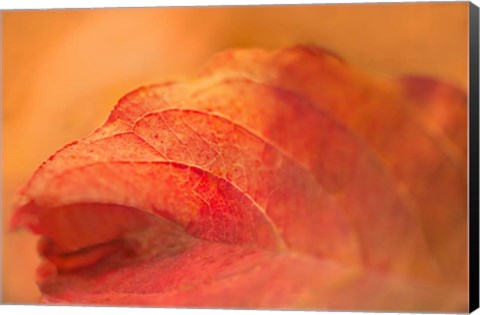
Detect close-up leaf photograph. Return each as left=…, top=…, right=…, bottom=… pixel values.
left=2, top=1, right=479, bottom=313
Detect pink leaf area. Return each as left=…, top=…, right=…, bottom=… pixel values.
left=11, top=46, right=468, bottom=311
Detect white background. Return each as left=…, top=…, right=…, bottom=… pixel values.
left=0, top=0, right=479, bottom=10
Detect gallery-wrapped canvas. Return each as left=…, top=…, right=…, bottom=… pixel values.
left=2, top=1, right=479, bottom=313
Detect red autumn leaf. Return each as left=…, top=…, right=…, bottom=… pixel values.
left=10, top=46, right=468, bottom=311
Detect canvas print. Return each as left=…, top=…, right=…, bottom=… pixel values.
left=2, top=2, right=474, bottom=312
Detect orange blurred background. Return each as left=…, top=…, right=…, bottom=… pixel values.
left=2, top=3, right=468, bottom=303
